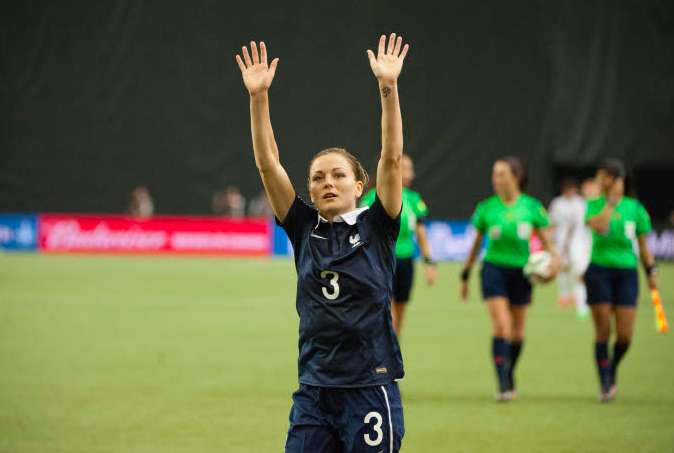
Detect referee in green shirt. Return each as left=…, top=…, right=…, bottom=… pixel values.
left=585, top=159, right=658, bottom=402
left=461, top=157, right=560, bottom=401
left=361, top=155, right=436, bottom=336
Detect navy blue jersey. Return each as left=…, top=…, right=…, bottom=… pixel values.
left=277, top=194, right=404, bottom=387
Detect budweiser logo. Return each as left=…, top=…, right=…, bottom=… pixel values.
left=43, top=221, right=167, bottom=250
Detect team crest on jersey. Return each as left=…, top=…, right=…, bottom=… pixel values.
left=349, top=233, right=361, bottom=248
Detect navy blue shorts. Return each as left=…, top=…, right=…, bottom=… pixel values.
left=393, top=257, right=414, bottom=303
left=285, top=382, right=404, bottom=453
left=480, top=261, right=532, bottom=305
left=584, top=263, right=639, bottom=307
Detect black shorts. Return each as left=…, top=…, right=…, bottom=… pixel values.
left=285, top=382, right=404, bottom=453
left=393, top=257, right=414, bottom=303
left=480, top=261, right=532, bottom=305
left=584, top=263, right=638, bottom=307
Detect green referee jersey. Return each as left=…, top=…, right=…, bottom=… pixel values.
left=360, top=187, right=429, bottom=259
left=471, top=194, right=550, bottom=268
left=585, top=195, right=652, bottom=269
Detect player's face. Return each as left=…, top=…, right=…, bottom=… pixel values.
left=402, top=155, right=415, bottom=188
left=595, top=169, right=614, bottom=192
left=491, top=161, right=517, bottom=195
left=309, top=153, right=364, bottom=217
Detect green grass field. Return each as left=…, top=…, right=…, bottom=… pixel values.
left=1, top=254, right=673, bottom=452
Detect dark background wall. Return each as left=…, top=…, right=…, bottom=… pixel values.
left=2, top=0, right=673, bottom=219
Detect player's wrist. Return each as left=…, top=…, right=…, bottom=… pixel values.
left=644, top=262, right=658, bottom=278
left=422, top=256, right=436, bottom=267
left=460, top=267, right=471, bottom=282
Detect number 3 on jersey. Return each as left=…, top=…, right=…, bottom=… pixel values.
left=320, top=270, right=340, bottom=300
left=363, top=411, right=384, bottom=446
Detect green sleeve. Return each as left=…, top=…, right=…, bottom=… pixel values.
left=533, top=200, right=550, bottom=228
left=411, top=192, right=429, bottom=219
left=585, top=198, right=603, bottom=221
left=359, top=189, right=376, bottom=208
left=636, top=201, right=652, bottom=235
left=471, top=201, right=487, bottom=233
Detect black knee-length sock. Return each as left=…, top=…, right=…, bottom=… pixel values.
left=610, top=341, right=630, bottom=385
left=508, top=340, right=523, bottom=391
left=595, top=341, right=611, bottom=392
left=492, top=337, right=511, bottom=393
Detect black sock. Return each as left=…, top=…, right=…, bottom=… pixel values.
left=610, top=341, right=630, bottom=386
left=595, top=341, right=611, bottom=392
left=508, top=341, right=523, bottom=391
left=492, top=337, right=511, bottom=393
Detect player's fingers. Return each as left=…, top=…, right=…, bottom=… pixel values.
left=250, top=41, right=259, bottom=64
left=260, top=41, right=268, bottom=66
left=400, top=43, right=410, bottom=61
left=366, top=49, right=376, bottom=67
left=393, top=36, right=402, bottom=56
left=269, top=58, right=279, bottom=79
left=387, top=33, right=396, bottom=54
left=242, top=46, right=252, bottom=67
left=377, top=34, right=386, bottom=58
left=235, top=54, right=246, bottom=72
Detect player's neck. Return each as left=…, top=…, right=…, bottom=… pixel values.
left=499, top=189, right=520, bottom=205
left=320, top=205, right=358, bottom=223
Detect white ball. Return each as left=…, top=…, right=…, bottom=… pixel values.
left=524, top=251, right=552, bottom=282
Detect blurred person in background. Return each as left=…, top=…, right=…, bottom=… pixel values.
left=460, top=157, right=560, bottom=401
left=584, top=158, right=658, bottom=402
left=581, top=177, right=601, bottom=200
left=549, top=178, right=590, bottom=319
left=128, top=186, right=154, bottom=218
left=361, top=154, right=436, bottom=337
left=212, top=185, right=246, bottom=218
left=248, top=189, right=274, bottom=217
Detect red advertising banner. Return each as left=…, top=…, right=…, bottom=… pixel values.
left=38, top=215, right=271, bottom=255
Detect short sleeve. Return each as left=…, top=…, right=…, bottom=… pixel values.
left=365, top=194, right=401, bottom=243
left=470, top=201, right=487, bottom=233
left=412, top=192, right=429, bottom=220
left=532, top=200, right=550, bottom=228
left=636, top=201, right=652, bottom=235
left=359, top=189, right=376, bottom=208
left=275, top=196, right=317, bottom=252
left=585, top=198, right=603, bottom=222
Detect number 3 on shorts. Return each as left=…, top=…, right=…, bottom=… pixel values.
left=320, top=270, right=340, bottom=300
left=363, top=411, right=383, bottom=447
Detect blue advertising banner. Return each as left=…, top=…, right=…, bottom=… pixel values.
left=425, top=220, right=477, bottom=261
left=0, top=214, right=38, bottom=251
left=272, top=222, right=292, bottom=257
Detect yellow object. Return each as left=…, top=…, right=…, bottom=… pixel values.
left=651, top=288, right=669, bottom=334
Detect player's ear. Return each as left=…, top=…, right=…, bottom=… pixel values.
left=355, top=180, right=364, bottom=198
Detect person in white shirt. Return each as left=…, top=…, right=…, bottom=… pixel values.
left=549, top=178, right=591, bottom=318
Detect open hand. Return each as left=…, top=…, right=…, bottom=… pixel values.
left=367, top=33, right=410, bottom=85
left=235, top=41, right=279, bottom=96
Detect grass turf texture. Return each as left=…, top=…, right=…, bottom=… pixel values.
left=1, top=254, right=673, bottom=452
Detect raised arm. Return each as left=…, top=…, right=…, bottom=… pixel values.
left=587, top=178, right=623, bottom=234
left=235, top=41, right=295, bottom=222
left=367, top=33, right=410, bottom=218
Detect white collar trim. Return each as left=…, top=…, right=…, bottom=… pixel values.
left=315, top=206, right=369, bottom=228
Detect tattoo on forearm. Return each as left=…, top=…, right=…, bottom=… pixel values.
left=382, top=86, right=391, bottom=98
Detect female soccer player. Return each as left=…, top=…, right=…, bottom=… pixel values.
left=460, top=157, right=560, bottom=401
left=235, top=34, right=409, bottom=452
left=585, top=158, right=658, bottom=402
left=361, top=154, right=437, bottom=336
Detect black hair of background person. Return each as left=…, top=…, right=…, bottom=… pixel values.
left=1, top=0, right=673, bottom=219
